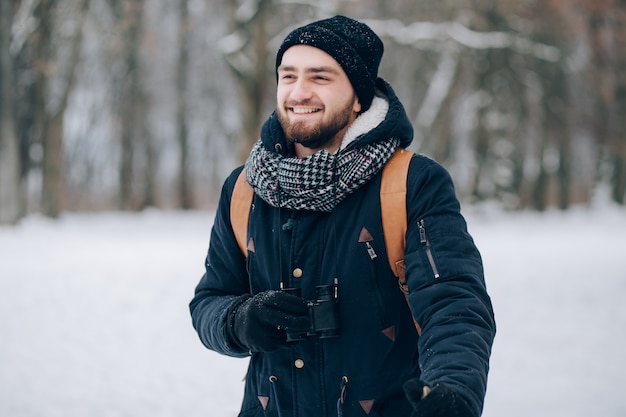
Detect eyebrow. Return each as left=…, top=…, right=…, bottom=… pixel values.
left=278, top=65, right=341, bottom=75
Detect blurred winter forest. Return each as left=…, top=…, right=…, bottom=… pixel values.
left=1, top=0, right=626, bottom=224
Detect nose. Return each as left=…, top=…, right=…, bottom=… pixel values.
left=289, top=78, right=313, bottom=102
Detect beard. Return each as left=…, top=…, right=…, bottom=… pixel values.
left=277, top=101, right=355, bottom=150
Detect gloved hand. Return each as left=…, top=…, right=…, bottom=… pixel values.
left=226, top=290, right=310, bottom=352
left=404, top=378, right=474, bottom=417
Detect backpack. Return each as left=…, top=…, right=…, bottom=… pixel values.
left=230, top=149, right=414, bottom=302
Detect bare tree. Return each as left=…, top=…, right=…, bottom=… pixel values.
left=112, top=0, right=148, bottom=210
left=609, top=3, right=626, bottom=204
left=4, top=0, right=625, bottom=215
left=29, top=0, right=89, bottom=218
left=0, top=0, right=22, bottom=224
left=221, top=0, right=273, bottom=163
left=580, top=0, right=626, bottom=205
left=176, top=0, right=192, bottom=209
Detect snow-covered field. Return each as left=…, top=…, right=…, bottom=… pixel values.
left=1, top=205, right=625, bottom=417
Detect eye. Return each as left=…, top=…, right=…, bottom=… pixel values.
left=313, top=75, right=331, bottom=82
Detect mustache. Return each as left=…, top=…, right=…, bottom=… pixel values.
left=284, top=99, right=324, bottom=108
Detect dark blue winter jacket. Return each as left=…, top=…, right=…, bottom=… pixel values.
left=190, top=79, right=495, bottom=417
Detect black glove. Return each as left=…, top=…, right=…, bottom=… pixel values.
left=226, top=290, right=310, bottom=352
left=404, top=378, right=474, bottom=417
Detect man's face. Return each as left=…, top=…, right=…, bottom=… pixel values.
left=276, top=45, right=361, bottom=154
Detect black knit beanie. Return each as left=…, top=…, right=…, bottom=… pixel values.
left=275, top=15, right=384, bottom=111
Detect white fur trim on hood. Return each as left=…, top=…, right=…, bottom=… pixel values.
left=339, top=94, right=389, bottom=151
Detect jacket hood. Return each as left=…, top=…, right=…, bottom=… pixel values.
left=260, top=78, right=413, bottom=156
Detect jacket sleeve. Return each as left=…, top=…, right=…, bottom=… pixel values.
left=403, top=155, right=496, bottom=417
left=189, top=166, right=251, bottom=358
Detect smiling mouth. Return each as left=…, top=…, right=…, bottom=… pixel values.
left=290, top=107, right=321, bottom=115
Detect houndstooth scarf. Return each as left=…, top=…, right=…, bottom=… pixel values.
left=244, top=97, right=400, bottom=212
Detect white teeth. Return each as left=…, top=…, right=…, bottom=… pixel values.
left=292, top=107, right=318, bottom=114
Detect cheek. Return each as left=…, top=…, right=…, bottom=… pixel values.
left=276, top=85, right=289, bottom=103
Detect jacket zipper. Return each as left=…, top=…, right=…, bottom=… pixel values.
left=365, top=242, right=377, bottom=260
left=418, top=220, right=440, bottom=279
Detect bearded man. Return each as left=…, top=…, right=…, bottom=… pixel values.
left=190, top=15, right=495, bottom=417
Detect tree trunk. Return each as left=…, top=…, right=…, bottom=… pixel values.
left=0, top=0, right=22, bottom=224
left=33, top=0, right=57, bottom=217
left=118, top=0, right=145, bottom=210
left=470, top=90, right=490, bottom=202
left=533, top=103, right=550, bottom=211
left=611, top=5, right=626, bottom=204
left=551, top=96, right=571, bottom=210
left=176, top=0, right=192, bottom=209
left=557, top=134, right=571, bottom=210
left=41, top=113, right=64, bottom=217
left=612, top=86, right=626, bottom=204
left=37, top=0, right=89, bottom=217
left=224, top=0, right=271, bottom=164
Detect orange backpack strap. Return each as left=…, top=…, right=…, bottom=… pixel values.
left=380, top=148, right=414, bottom=295
left=381, top=149, right=422, bottom=336
left=230, top=169, right=254, bottom=257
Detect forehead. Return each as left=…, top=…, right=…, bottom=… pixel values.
left=278, top=45, right=344, bottom=72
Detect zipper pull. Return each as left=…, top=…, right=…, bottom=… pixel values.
left=418, top=220, right=427, bottom=243
left=418, top=220, right=440, bottom=279
left=365, top=242, right=377, bottom=260
left=359, top=227, right=377, bottom=260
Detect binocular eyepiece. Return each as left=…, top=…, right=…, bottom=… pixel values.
left=283, top=280, right=340, bottom=341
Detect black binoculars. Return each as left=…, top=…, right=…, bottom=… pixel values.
left=283, top=281, right=340, bottom=341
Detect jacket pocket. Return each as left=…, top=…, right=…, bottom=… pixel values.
left=357, top=235, right=392, bottom=331
left=417, top=219, right=441, bottom=280
left=412, top=216, right=483, bottom=284
left=335, top=373, right=413, bottom=417
left=248, top=372, right=289, bottom=417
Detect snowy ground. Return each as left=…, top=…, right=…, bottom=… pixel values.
left=1, top=205, right=625, bottom=417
